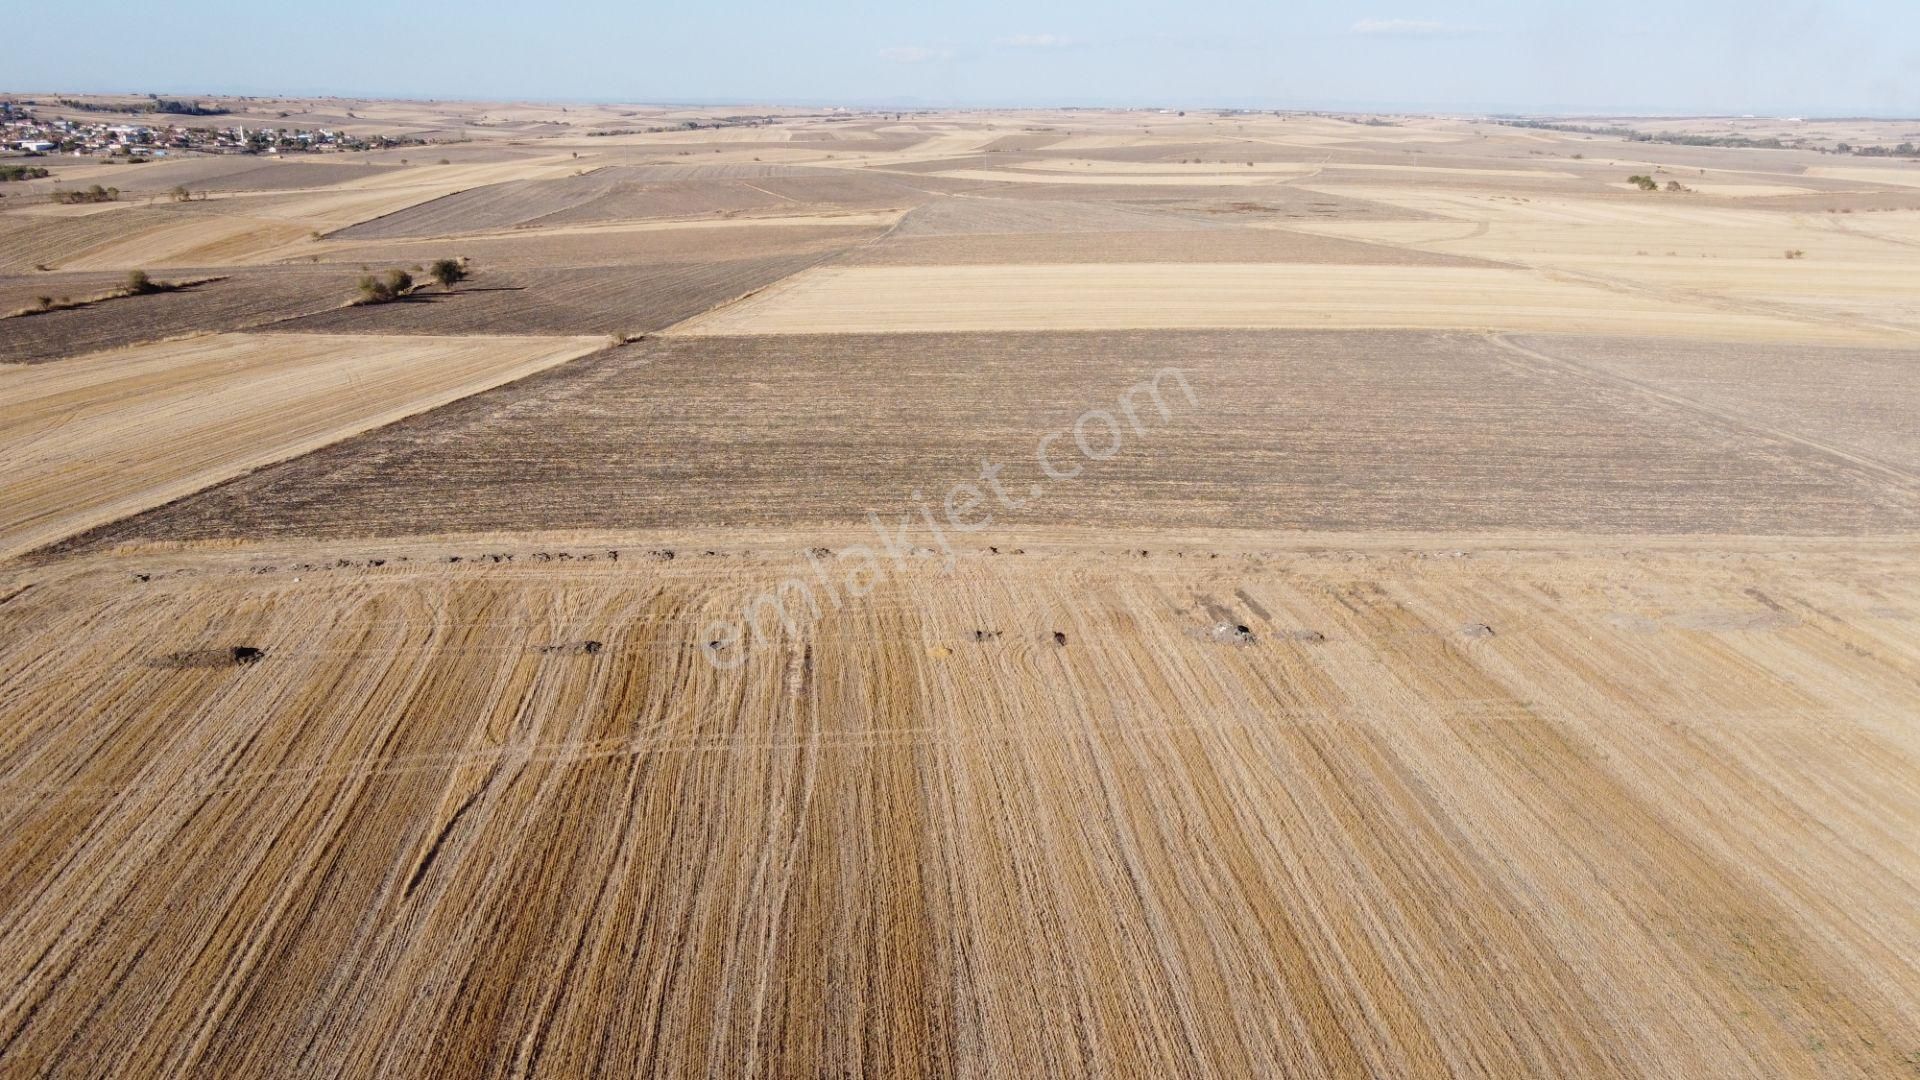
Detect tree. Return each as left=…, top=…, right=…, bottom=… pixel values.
left=125, top=269, right=156, bottom=295
left=1627, top=174, right=1658, bottom=191
left=427, top=258, right=469, bottom=289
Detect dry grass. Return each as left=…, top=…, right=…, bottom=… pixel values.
left=0, top=533, right=1915, bottom=1076
left=0, top=332, right=601, bottom=558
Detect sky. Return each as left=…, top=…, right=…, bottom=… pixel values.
left=8, top=1, right=1919, bottom=116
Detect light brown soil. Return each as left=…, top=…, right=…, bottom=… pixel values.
left=0, top=267, right=349, bottom=362
left=263, top=254, right=830, bottom=336
left=65, top=330, right=1920, bottom=548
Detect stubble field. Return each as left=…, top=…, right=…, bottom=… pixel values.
left=1, top=534, right=1916, bottom=1077
left=0, top=332, right=600, bottom=559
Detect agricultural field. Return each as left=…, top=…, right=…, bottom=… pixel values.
left=312, top=218, right=889, bottom=270
left=64, top=329, right=1920, bottom=548
left=1504, top=334, right=1920, bottom=472
left=0, top=332, right=600, bottom=558
left=1, top=534, right=1917, bottom=1077
left=264, top=253, right=830, bottom=336
left=664, top=263, right=1898, bottom=340
left=839, top=228, right=1506, bottom=266
left=2, top=100, right=1919, bottom=1078
left=0, top=266, right=351, bottom=362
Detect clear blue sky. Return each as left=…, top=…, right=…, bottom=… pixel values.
left=9, top=1, right=1918, bottom=115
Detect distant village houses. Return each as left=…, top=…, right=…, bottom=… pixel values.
left=1, top=100, right=425, bottom=159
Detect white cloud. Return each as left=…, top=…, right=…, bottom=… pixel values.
left=1350, top=18, right=1472, bottom=38
left=878, top=46, right=952, bottom=63
left=997, top=33, right=1078, bottom=49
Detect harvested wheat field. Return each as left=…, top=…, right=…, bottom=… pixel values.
left=2, top=532, right=1918, bottom=1077
left=666, top=263, right=1899, bottom=341
left=0, top=333, right=600, bottom=559
left=3, top=96, right=1919, bottom=1080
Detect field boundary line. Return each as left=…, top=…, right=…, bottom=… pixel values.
left=1489, top=332, right=1920, bottom=492
left=1535, top=262, right=1920, bottom=344
left=652, top=222, right=910, bottom=333
left=320, top=166, right=613, bottom=241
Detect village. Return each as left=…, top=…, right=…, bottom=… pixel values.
left=0, top=99, right=420, bottom=158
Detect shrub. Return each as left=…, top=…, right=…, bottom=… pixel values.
left=0, top=165, right=51, bottom=181
left=1784, top=249, right=1806, bottom=260
left=170, top=184, right=192, bottom=203
left=125, top=269, right=156, bottom=295
left=1627, top=174, right=1658, bottom=191
left=427, top=258, right=469, bottom=288
left=51, top=183, right=119, bottom=204
left=356, top=268, right=415, bottom=304
left=1665, top=180, right=1690, bottom=193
